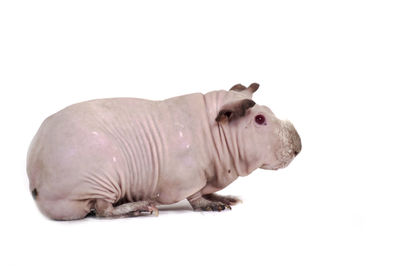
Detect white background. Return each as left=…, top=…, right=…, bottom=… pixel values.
left=1, top=1, right=399, bottom=265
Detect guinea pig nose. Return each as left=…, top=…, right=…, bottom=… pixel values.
left=290, top=126, right=301, bottom=156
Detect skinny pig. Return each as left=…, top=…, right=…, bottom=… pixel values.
left=27, top=83, right=301, bottom=220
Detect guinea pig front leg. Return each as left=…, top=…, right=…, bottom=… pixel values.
left=187, top=192, right=240, bottom=212
left=203, top=193, right=242, bottom=206
left=188, top=196, right=230, bottom=211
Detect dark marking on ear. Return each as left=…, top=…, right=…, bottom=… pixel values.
left=230, top=84, right=247, bottom=92
left=248, top=83, right=259, bottom=93
left=215, top=109, right=232, bottom=122
left=215, top=99, right=256, bottom=122
left=230, top=83, right=260, bottom=94
left=242, top=98, right=256, bottom=108
left=31, top=188, right=38, bottom=199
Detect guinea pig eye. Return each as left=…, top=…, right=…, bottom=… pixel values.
left=255, top=114, right=266, bottom=125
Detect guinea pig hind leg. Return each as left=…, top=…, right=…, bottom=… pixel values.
left=94, top=199, right=159, bottom=218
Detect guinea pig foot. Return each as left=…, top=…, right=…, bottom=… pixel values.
left=202, top=201, right=231, bottom=212
left=129, top=205, right=159, bottom=217
left=95, top=199, right=159, bottom=218
left=188, top=197, right=232, bottom=212
left=203, top=193, right=242, bottom=206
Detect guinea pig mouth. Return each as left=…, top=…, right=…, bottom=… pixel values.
left=261, top=163, right=283, bottom=171
left=261, top=157, right=293, bottom=170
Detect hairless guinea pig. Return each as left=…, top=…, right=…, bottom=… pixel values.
left=27, top=83, right=301, bottom=220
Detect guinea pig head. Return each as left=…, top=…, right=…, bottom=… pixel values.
left=252, top=106, right=302, bottom=170
left=215, top=83, right=301, bottom=172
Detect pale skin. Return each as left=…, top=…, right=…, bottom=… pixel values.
left=27, top=83, right=301, bottom=220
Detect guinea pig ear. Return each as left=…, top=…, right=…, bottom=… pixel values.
left=215, top=99, right=256, bottom=123
left=230, top=84, right=247, bottom=92
left=248, top=83, right=259, bottom=93
left=229, top=83, right=260, bottom=98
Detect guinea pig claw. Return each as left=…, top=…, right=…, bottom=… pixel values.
left=132, top=211, right=141, bottom=216
left=149, top=206, right=159, bottom=216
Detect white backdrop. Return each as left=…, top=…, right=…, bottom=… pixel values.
left=1, top=1, right=399, bottom=265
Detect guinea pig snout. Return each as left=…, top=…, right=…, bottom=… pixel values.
left=291, top=127, right=302, bottom=157
left=280, top=120, right=302, bottom=160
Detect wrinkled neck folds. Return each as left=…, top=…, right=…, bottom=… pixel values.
left=203, top=91, right=262, bottom=178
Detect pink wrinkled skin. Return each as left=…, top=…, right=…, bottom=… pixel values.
left=27, top=83, right=301, bottom=220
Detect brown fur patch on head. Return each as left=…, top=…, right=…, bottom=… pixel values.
left=215, top=99, right=255, bottom=122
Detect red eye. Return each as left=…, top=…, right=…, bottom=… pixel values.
left=255, top=114, right=266, bottom=125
